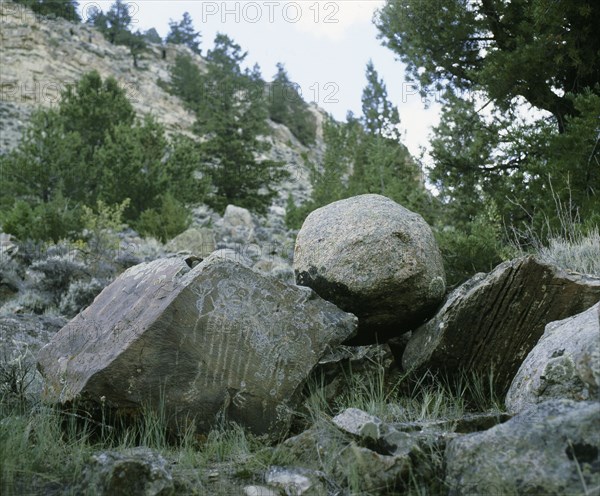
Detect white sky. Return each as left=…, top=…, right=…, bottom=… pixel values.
left=80, top=0, right=441, bottom=157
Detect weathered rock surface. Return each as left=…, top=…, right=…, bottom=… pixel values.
left=445, top=399, right=600, bottom=495
left=506, top=302, right=600, bottom=413
left=164, top=227, right=215, bottom=258
left=80, top=447, right=174, bottom=496
left=402, top=256, right=600, bottom=395
left=37, top=253, right=357, bottom=437
left=294, top=194, right=446, bottom=344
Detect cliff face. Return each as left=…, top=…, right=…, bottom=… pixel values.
left=0, top=0, right=319, bottom=203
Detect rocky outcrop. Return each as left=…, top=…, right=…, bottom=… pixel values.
left=37, top=253, right=357, bottom=437
left=294, top=194, right=446, bottom=344
left=445, top=399, right=600, bottom=495
left=402, top=256, right=600, bottom=395
left=506, top=302, right=600, bottom=413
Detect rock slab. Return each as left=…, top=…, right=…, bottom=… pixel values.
left=37, top=254, right=357, bottom=437
left=506, top=302, right=600, bottom=413
left=294, top=194, right=445, bottom=344
left=445, top=399, right=600, bottom=495
left=403, top=256, right=600, bottom=395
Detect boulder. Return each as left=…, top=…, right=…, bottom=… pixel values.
left=445, top=399, right=600, bottom=495
left=506, top=302, right=600, bottom=413
left=222, top=205, right=255, bottom=243
left=80, top=447, right=174, bottom=496
left=37, top=253, right=357, bottom=437
left=293, top=194, right=446, bottom=344
left=164, top=227, right=216, bottom=258
left=402, top=256, right=600, bottom=395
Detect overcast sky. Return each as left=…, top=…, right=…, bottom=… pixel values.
left=81, top=1, right=441, bottom=157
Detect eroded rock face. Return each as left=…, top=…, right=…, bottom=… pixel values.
left=164, top=227, right=216, bottom=258
left=506, top=302, right=600, bottom=413
left=294, top=194, right=446, bottom=344
left=37, top=254, right=357, bottom=437
left=402, top=256, right=600, bottom=395
left=445, top=400, right=600, bottom=495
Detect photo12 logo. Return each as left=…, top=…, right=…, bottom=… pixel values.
left=200, top=1, right=339, bottom=24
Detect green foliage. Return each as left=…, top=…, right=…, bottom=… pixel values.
left=143, top=28, right=162, bottom=44
left=87, top=0, right=147, bottom=65
left=268, top=63, right=317, bottom=146
left=135, top=193, right=191, bottom=243
left=0, top=195, right=82, bottom=243
left=169, top=54, right=204, bottom=111
left=169, top=34, right=288, bottom=214
left=94, top=116, right=168, bottom=220
left=59, top=70, right=135, bottom=154
left=376, top=0, right=600, bottom=130
left=166, top=11, right=201, bottom=54
left=361, top=60, right=400, bottom=139
left=81, top=198, right=130, bottom=252
left=0, top=71, right=199, bottom=243
left=434, top=204, right=507, bottom=287
left=13, top=0, right=80, bottom=22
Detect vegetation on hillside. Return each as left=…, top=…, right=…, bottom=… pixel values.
left=376, top=0, right=599, bottom=283
left=0, top=71, right=199, bottom=243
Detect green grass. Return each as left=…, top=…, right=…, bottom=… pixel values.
left=0, top=349, right=505, bottom=495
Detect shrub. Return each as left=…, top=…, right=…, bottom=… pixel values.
left=135, top=193, right=191, bottom=243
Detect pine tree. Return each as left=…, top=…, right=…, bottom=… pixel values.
left=14, top=0, right=80, bottom=22
left=268, top=63, right=316, bottom=146
left=195, top=34, right=287, bottom=213
left=166, top=12, right=201, bottom=54
left=361, top=60, right=400, bottom=140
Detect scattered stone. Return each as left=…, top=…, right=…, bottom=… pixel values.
left=80, top=447, right=174, bottom=496
left=37, top=254, right=357, bottom=437
left=506, top=302, right=600, bottom=413
left=403, top=256, right=600, bottom=395
left=445, top=399, right=600, bottom=495
left=265, top=466, right=330, bottom=495
left=294, top=194, right=446, bottom=344
left=243, top=485, right=280, bottom=496
left=164, top=227, right=216, bottom=258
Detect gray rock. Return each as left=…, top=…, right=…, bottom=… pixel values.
left=243, top=486, right=280, bottom=496
left=265, top=466, right=331, bottom=495
left=294, top=194, right=446, bottom=344
left=164, top=227, right=216, bottom=258
left=223, top=205, right=254, bottom=228
left=37, top=253, right=357, bottom=437
left=81, top=447, right=174, bottom=496
left=445, top=399, right=600, bottom=495
left=506, top=302, right=600, bottom=413
left=403, top=256, right=600, bottom=395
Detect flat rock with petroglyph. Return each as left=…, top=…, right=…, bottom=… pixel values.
left=294, top=194, right=446, bottom=344
left=36, top=253, right=357, bottom=437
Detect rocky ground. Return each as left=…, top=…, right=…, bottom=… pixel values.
left=1, top=195, right=599, bottom=495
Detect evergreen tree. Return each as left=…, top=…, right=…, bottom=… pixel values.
left=103, top=0, right=132, bottom=44
left=14, top=0, right=80, bottom=22
left=194, top=34, right=287, bottom=213
left=166, top=12, right=201, bottom=54
left=143, top=28, right=162, bottom=44
left=0, top=71, right=200, bottom=242
left=361, top=60, right=400, bottom=140
left=268, top=63, right=317, bottom=146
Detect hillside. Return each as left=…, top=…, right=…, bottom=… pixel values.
left=0, top=0, right=324, bottom=206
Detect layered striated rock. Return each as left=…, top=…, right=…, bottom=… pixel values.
left=506, top=302, right=600, bottom=413
left=294, top=194, right=446, bottom=344
left=402, top=256, right=600, bottom=395
left=37, top=253, right=357, bottom=437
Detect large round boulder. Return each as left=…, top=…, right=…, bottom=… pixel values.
left=293, top=194, right=445, bottom=344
